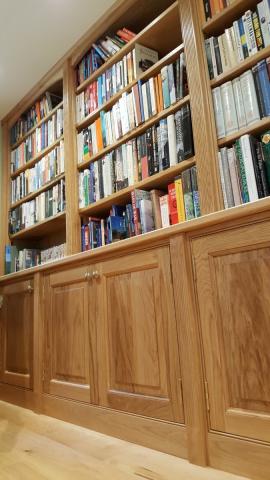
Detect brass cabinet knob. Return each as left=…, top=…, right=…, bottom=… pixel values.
left=85, top=272, right=90, bottom=280
left=27, top=285, right=33, bottom=293
left=92, top=270, right=100, bottom=280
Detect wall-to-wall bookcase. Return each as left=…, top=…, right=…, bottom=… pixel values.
left=1, top=1, right=270, bottom=479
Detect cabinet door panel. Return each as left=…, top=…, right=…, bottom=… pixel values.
left=97, top=247, right=184, bottom=422
left=44, top=266, right=96, bottom=403
left=0, top=280, right=33, bottom=389
left=192, top=221, right=270, bottom=442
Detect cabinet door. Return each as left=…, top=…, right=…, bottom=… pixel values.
left=43, top=265, right=97, bottom=403
left=0, top=279, right=34, bottom=389
left=96, top=247, right=184, bottom=422
left=192, top=221, right=270, bottom=442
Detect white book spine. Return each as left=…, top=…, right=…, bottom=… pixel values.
left=212, top=87, right=226, bottom=139
left=233, top=21, right=244, bottom=61
left=242, top=11, right=258, bottom=55
left=232, top=78, right=247, bottom=129
left=149, top=78, right=157, bottom=116
left=141, top=83, right=149, bottom=121
left=220, top=147, right=235, bottom=207
left=240, top=70, right=260, bottom=125
left=160, top=196, right=170, bottom=228
left=220, top=81, right=239, bottom=135
left=209, top=37, right=218, bottom=77
left=240, top=135, right=258, bottom=202
left=167, top=114, right=177, bottom=166
left=257, top=1, right=270, bottom=47
left=224, top=28, right=238, bottom=67
left=227, top=147, right=242, bottom=205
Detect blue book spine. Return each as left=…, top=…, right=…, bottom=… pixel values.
left=257, top=60, right=270, bottom=116
left=161, top=67, right=170, bottom=109
left=100, top=111, right=107, bottom=148
left=237, top=18, right=249, bottom=58
left=81, top=225, right=86, bottom=251
left=97, top=76, right=103, bottom=107
left=137, top=80, right=145, bottom=123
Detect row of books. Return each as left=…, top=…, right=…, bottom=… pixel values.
left=10, top=141, right=65, bottom=205
left=81, top=166, right=200, bottom=250
left=11, top=108, right=64, bottom=173
left=10, top=91, right=63, bottom=146
left=203, top=0, right=236, bottom=20
left=5, top=243, right=66, bottom=274
left=218, top=131, right=270, bottom=208
left=76, top=27, right=136, bottom=85
left=205, top=4, right=270, bottom=79
left=77, top=67, right=189, bottom=161
left=76, top=49, right=187, bottom=122
left=9, top=179, right=66, bottom=234
left=212, top=63, right=270, bottom=139
left=78, top=107, right=194, bottom=208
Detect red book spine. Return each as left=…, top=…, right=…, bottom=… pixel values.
left=168, top=183, right=178, bottom=225
left=131, top=190, right=140, bottom=236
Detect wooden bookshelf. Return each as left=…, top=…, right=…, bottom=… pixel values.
left=10, top=173, right=65, bottom=209
left=202, top=0, right=259, bottom=35
left=11, top=135, right=64, bottom=178
left=10, top=101, right=64, bottom=150
left=76, top=44, right=184, bottom=130
left=217, top=117, right=270, bottom=147
left=210, top=45, right=270, bottom=88
left=79, top=157, right=195, bottom=216
left=9, top=211, right=66, bottom=240
left=76, top=1, right=181, bottom=94
left=77, top=95, right=190, bottom=170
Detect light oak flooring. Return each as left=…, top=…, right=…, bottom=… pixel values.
left=0, top=401, right=250, bottom=480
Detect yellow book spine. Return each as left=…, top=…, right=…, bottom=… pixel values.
left=175, top=178, right=186, bottom=222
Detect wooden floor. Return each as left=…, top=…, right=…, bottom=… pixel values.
left=0, top=401, right=250, bottom=480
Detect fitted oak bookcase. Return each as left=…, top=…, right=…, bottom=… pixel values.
left=1, top=1, right=270, bottom=479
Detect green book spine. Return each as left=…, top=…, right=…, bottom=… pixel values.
left=181, top=169, right=195, bottom=220
left=261, top=131, right=270, bottom=187
left=235, top=140, right=249, bottom=203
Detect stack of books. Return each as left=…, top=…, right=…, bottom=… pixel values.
left=81, top=165, right=200, bottom=250
left=203, top=0, right=237, bottom=20
left=11, top=140, right=64, bottom=204
left=212, top=61, right=270, bottom=139
left=77, top=55, right=188, bottom=160
left=218, top=130, right=270, bottom=208
left=9, top=178, right=66, bottom=234
left=11, top=107, right=64, bottom=172
left=4, top=243, right=66, bottom=274
left=76, top=49, right=187, bottom=122
left=10, top=91, right=63, bottom=145
left=205, top=4, right=270, bottom=79
left=76, top=27, right=137, bottom=85
left=79, top=105, right=194, bottom=208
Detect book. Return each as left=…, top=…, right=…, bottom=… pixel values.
left=212, top=87, right=226, bottom=139
left=150, top=189, right=164, bottom=229
left=159, top=195, right=170, bottom=227
left=133, top=44, right=159, bottom=77
left=220, top=81, right=238, bottom=136
left=174, top=176, right=186, bottom=222
left=182, top=169, right=195, bottom=220
left=240, top=70, right=260, bottom=125
left=168, top=183, right=178, bottom=225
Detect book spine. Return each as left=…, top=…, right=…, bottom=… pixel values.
left=257, top=60, right=270, bottom=116
left=240, top=135, right=258, bottom=202
left=212, top=87, right=226, bottom=138
left=220, top=147, right=235, bottom=207
left=220, top=81, right=238, bottom=135
left=232, top=78, right=247, bottom=129
left=240, top=70, right=261, bottom=125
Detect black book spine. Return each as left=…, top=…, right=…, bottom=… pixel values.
left=255, top=140, right=270, bottom=197
left=252, top=65, right=265, bottom=118
left=98, top=158, right=104, bottom=198
left=146, top=128, right=154, bottom=176
left=181, top=104, right=194, bottom=159
left=213, top=37, right=223, bottom=76
left=175, top=110, right=184, bottom=162
left=146, top=81, right=152, bottom=118
left=152, top=125, right=159, bottom=174
left=203, top=0, right=212, bottom=20
left=249, top=136, right=264, bottom=198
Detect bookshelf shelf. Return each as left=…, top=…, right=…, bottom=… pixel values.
left=202, top=0, right=259, bottom=36
left=76, top=44, right=184, bottom=131
left=75, top=1, right=180, bottom=94
left=79, top=157, right=195, bottom=216
left=77, top=95, right=190, bottom=170
left=217, top=117, right=270, bottom=147
left=11, top=101, right=64, bottom=150
left=10, top=173, right=65, bottom=210
left=11, top=135, right=64, bottom=179
left=9, top=211, right=66, bottom=240
left=210, top=45, right=270, bottom=89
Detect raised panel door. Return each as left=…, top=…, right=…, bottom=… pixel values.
left=0, top=279, right=34, bottom=389
left=43, top=265, right=97, bottom=403
left=192, top=221, right=270, bottom=442
left=96, top=247, right=184, bottom=422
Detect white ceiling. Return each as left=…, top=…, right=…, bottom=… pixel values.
left=0, top=0, right=116, bottom=120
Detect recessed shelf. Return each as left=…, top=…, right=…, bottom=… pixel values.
left=10, top=173, right=65, bottom=210
left=9, top=211, right=66, bottom=240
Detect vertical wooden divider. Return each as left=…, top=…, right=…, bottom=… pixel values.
left=179, top=0, right=223, bottom=215
left=33, top=272, right=43, bottom=411
left=63, top=59, right=81, bottom=255
left=0, top=122, right=11, bottom=276
left=170, top=233, right=208, bottom=466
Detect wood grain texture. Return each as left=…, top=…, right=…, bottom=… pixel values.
left=192, top=220, right=270, bottom=443
left=179, top=0, right=223, bottom=214
left=0, top=122, right=10, bottom=276
left=170, top=234, right=208, bottom=466
left=96, top=247, right=184, bottom=422
left=63, top=60, right=81, bottom=255
left=0, top=279, right=34, bottom=389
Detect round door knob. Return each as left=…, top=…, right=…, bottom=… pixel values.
left=85, top=272, right=90, bottom=280
left=27, top=285, right=33, bottom=293
left=92, top=270, right=100, bottom=280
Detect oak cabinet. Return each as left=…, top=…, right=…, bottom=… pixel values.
left=0, top=279, right=34, bottom=389
left=95, top=247, right=184, bottom=422
left=192, top=221, right=270, bottom=443
left=43, top=265, right=98, bottom=403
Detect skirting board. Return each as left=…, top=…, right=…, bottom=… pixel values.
left=208, top=432, right=270, bottom=480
